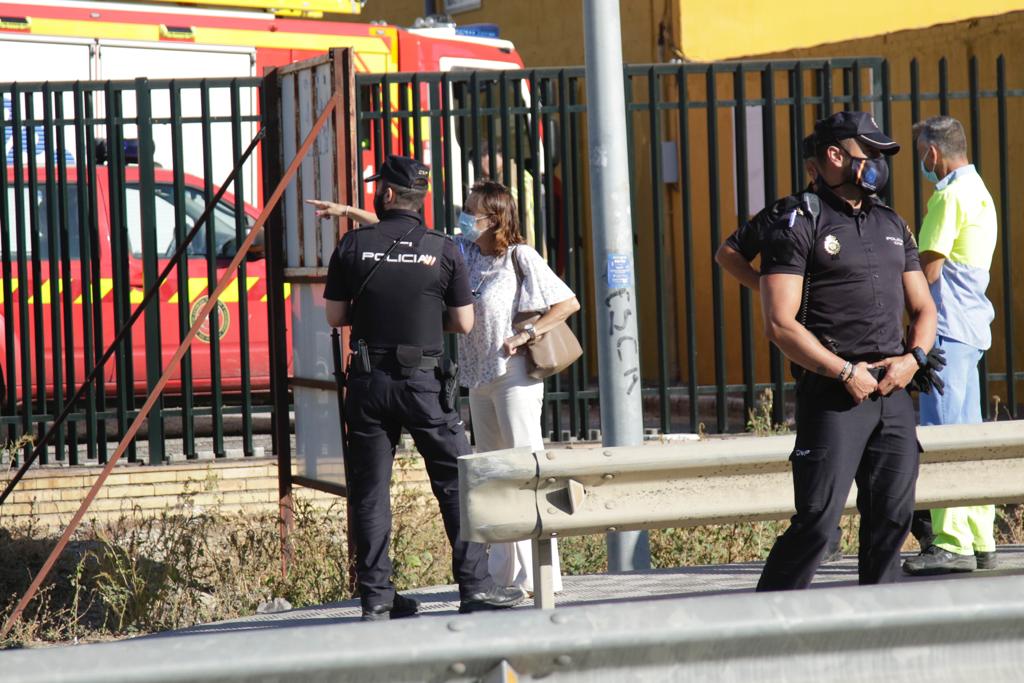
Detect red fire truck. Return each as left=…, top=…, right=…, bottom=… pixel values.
left=0, top=0, right=527, bottom=403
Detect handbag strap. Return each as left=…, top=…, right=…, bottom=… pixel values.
left=511, top=244, right=525, bottom=285
left=511, top=245, right=527, bottom=310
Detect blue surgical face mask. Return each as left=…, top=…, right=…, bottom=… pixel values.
left=458, top=211, right=482, bottom=241
left=920, top=154, right=940, bottom=184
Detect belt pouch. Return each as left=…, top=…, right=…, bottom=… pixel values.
left=395, top=345, right=423, bottom=377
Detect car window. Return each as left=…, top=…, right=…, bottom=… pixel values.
left=124, top=183, right=251, bottom=259
left=3, top=185, right=82, bottom=261
left=124, top=185, right=180, bottom=258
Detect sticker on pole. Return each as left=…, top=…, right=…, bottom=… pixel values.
left=607, top=254, right=634, bottom=289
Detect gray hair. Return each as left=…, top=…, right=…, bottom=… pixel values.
left=912, top=115, right=968, bottom=159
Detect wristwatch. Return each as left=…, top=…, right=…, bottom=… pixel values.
left=911, top=346, right=928, bottom=368
left=523, top=323, right=537, bottom=342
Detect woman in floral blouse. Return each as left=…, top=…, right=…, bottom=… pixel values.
left=456, top=180, right=580, bottom=597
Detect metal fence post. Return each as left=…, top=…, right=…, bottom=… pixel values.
left=582, top=0, right=650, bottom=572
left=135, top=78, right=165, bottom=465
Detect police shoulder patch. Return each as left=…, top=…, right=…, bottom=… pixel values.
left=904, top=224, right=918, bottom=247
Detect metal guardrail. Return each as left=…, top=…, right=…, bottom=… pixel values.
left=460, top=420, right=1024, bottom=606
left=3, top=573, right=1024, bottom=682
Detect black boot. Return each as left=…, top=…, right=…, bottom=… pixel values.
left=362, top=593, right=420, bottom=622
left=976, top=550, right=999, bottom=570
left=459, top=586, right=524, bottom=614
left=902, top=545, right=976, bottom=576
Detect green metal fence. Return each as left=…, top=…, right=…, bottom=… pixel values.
left=4, top=55, right=1021, bottom=468
left=355, top=55, right=1024, bottom=438
left=0, top=76, right=269, bottom=466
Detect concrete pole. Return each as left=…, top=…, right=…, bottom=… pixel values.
left=582, top=0, right=651, bottom=572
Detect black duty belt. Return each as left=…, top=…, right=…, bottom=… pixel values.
left=368, top=352, right=439, bottom=370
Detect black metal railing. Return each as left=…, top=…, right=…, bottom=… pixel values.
left=0, top=77, right=269, bottom=465
left=354, top=55, right=1024, bottom=438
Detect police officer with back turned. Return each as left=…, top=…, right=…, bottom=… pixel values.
left=321, top=154, right=523, bottom=620
left=757, top=112, right=938, bottom=591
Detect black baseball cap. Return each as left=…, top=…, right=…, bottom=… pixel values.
left=366, top=154, right=430, bottom=189
left=814, top=111, right=900, bottom=155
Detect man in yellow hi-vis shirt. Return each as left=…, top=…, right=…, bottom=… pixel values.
left=903, top=115, right=999, bottom=575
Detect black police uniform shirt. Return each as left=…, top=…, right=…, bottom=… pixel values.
left=323, top=209, right=472, bottom=356
left=760, top=184, right=922, bottom=363
left=724, top=183, right=816, bottom=261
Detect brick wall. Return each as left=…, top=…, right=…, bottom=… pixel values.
left=0, top=456, right=432, bottom=532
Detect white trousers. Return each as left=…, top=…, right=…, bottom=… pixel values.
left=469, top=355, right=563, bottom=593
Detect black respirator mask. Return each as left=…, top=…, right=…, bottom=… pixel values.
left=829, top=144, right=890, bottom=194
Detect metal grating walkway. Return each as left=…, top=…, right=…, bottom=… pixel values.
left=172, top=544, right=1024, bottom=635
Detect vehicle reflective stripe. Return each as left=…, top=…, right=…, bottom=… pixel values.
left=38, top=279, right=63, bottom=304
left=21, top=275, right=283, bottom=305
left=0, top=277, right=18, bottom=304
left=167, top=277, right=211, bottom=304
left=261, top=282, right=290, bottom=302
left=19, top=18, right=391, bottom=54
left=28, top=279, right=63, bottom=304
left=220, top=275, right=260, bottom=303
left=73, top=278, right=114, bottom=304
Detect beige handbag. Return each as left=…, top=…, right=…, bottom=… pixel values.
left=511, top=247, right=583, bottom=379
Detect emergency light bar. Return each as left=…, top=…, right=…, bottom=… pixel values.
left=0, top=15, right=30, bottom=30
left=94, top=138, right=141, bottom=166
left=455, top=23, right=499, bottom=39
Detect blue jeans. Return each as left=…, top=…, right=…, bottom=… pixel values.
left=918, top=336, right=996, bottom=555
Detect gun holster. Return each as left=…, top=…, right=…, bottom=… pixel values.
left=439, top=358, right=459, bottom=413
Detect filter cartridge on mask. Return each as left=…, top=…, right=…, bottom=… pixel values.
left=828, top=145, right=890, bottom=195
left=850, top=156, right=889, bottom=194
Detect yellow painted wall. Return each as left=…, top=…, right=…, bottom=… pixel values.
left=363, top=0, right=661, bottom=66
left=676, top=1, right=1024, bottom=61
left=751, top=11, right=1024, bottom=407
left=650, top=10, right=1024, bottom=400
left=359, top=1, right=1024, bottom=417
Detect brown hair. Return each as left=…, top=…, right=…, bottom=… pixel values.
left=468, top=179, right=523, bottom=256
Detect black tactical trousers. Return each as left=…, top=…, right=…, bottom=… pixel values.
left=344, top=365, right=493, bottom=608
left=757, top=372, right=919, bottom=591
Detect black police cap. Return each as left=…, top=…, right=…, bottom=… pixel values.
left=814, top=111, right=900, bottom=155
left=366, top=154, right=430, bottom=189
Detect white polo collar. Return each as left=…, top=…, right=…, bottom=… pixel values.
left=936, top=163, right=977, bottom=191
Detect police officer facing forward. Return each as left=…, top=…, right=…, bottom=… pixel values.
left=757, top=112, right=937, bottom=591
left=321, top=154, right=523, bottom=620
left=715, top=134, right=820, bottom=291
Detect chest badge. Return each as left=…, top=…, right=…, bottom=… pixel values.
left=823, top=234, right=841, bottom=256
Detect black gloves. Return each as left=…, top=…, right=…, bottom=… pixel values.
left=909, top=346, right=946, bottom=395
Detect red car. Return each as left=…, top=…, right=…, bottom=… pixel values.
left=1, top=164, right=278, bottom=405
